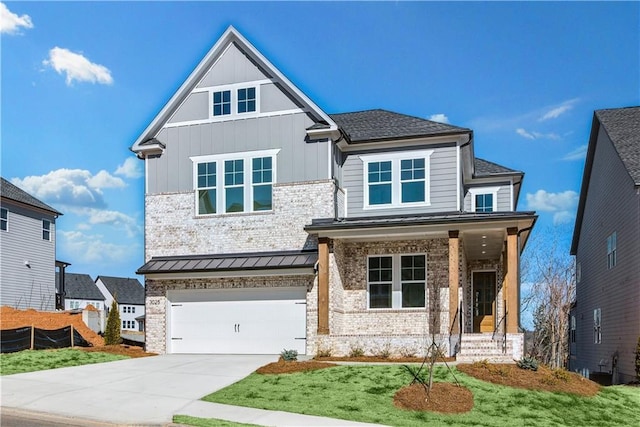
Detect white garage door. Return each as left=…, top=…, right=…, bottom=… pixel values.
left=168, top=287, right=306, bottom=354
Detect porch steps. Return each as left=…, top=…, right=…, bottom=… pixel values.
left=456, top=334, right=515, bottom=363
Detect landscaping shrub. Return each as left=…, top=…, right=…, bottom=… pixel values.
left=280, top=349, right=298, bottom=361
left=104, top=300, right=122, bottom=345
left=517, top=356, right=539, bottom=372
left=348, top=342, right=365, bottom=358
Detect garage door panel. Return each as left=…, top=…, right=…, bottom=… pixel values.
left=169, top=287, right=306, bottom=354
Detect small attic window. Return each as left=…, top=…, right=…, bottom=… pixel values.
left=213, top=90, right=231, bottom=116
left=237, top=87, right=256, bottom=113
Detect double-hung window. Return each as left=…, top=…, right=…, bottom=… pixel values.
left=362, top=151, right=433, bottom=209
left=607, top=232, right=616, bottom=269
left=42, top=220, right=51, bottom=241
left=470, top=187, right=499, bottom=213
left=192, top=149, right=278, bottom=215
left=1, top=208, right=7, bottom=231
left=368, top=254, right=426, bottom=309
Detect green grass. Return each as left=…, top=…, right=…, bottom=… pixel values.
left=173, top=416, right=261, bottom=427
left=0, top=348, right=129, bottom=375
left=191, top=365, right=640, bottom=427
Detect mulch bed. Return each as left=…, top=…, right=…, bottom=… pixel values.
left=394, top=382, right=474, bottom=413
left=256, top=358, right=338, bottom=374
left=80, top=344, right=156, bottom=358
left=457, top=362, right=601, bottom=396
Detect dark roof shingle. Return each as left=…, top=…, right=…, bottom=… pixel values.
left=97, top=276, right=144, bottom=305
left=329, top=109, right=470, bottom=143
left=57, top=273, right=104, bottom=300
left=474, top=158, right=521, bottom=176
left=595, top=107, right=640, bottom=184
left=0, top=177, right=62, bottom=215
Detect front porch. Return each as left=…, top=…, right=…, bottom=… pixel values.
left=305, top=212, right=536, bottom=362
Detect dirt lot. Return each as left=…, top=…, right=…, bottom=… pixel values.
left=1, top=306, right=155, bottom=358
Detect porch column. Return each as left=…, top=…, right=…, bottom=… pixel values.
left=317, top=237, right=330, bottom=335
left=505, top=227, right=519, bottom=333
left=448, top=230, right=460, bottom=333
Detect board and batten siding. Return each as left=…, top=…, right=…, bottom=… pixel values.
left=0, top=203, right=57, bottom=311
left=463, top=183, right=512, bottom=212
left=341, top=144, right=458, bottom=217
left=573, top=128, right=640, bottom=384
left=147, top=113, right=330, bottom=194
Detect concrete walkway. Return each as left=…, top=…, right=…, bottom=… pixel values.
left=1, top=354, right=385, bottom=427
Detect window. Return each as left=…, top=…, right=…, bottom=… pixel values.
left=237, top=87, right=256, bottom=113
left=132, top=306, right=135, bottom=314
left=192, top=149, right=278, bottom=215
left=470, top=187, right=500, bottom=213
left=593, top=308, right=601, bottom=344
left=368, top=254, right=426, bottom=309
left=570, top=315, right=576, bottom=344
left=1, top=208, right=7, bottom=231
left=475, top=194, right=494, bottom=212
left=42, top=220, right=51, bottom=241
left=213, top=90, right=231, bottom=116
left=576, top=262, right=581, bottom=283
left=607, top=232, right=616, bottom=269
left=362, top=150, right=433, bottom=209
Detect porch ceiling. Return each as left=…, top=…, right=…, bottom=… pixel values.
left=462, top=229, right=505, bottom=261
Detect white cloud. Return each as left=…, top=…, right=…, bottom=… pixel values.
left=43, top=47, right=113, bottom=86
left=526, top=189, right=579, bottom=225
left=12, top=169, right=125, bottom=209
left=0, top=2, right=33, bottom=35
left=539, top=99, right=579, bottom=121
left=516, top=128, right=560, bottom=141
left=59, top=230, right=136, bottom=264
left=562, top=144, right=587, bottom=161
left=115, top=157, right=143, bottom=179
left=428, top=113, right=449, bottom=124
left=84, top=208, right=141, bottom=238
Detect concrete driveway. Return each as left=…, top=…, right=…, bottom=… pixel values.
left=0, top=354, right=277, bottom=425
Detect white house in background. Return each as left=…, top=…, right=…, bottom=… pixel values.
left=59, top=273, right=105, bottom=311
left=95, top=276, right=145, bottom=332
left=1, top=177, right=65, bottom=311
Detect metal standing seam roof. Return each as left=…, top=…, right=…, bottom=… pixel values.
left=328, top=109, right=471, bottom=143
left=0, top=177, right=62, bottom=216
left=137, top=250, right=318, bottom=275
left=57, top=273, right=104, bottom=300
left=96, top=276, right=145, bottom=305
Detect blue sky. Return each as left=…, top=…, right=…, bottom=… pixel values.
left=2, top=1, right=639, bottom=293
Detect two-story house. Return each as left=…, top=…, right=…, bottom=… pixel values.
left=59, top=272, right=105, bottom=311
left=95, top=276, right=145, bottom=332
left=133, top=27, right=536, bottom=360
left=570, top=107, right=640, bottom=384
left=1, top=177, right=64, bottom=311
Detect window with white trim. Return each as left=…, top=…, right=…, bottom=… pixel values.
left=237, top=87, right=256, bottom=113
left=212, top=85, right=258, bottom=118
left=367, top=254, right=426, bottom=309
left=593, top=308, right=601, bottom=344
left=213, top=90, right=231, bottom=116
left=1, top=208, right=7, bottom=231
left=607, top=232, right=616, bottom=269
left=42, top=220, right=51, bottom=241
left=470, top=187, right=500, bottom=213
left=362, top=150, right=433, bottom=209
left=192, top=149, right=278, bottom=216
left=570, top=315, right=576, bottom=344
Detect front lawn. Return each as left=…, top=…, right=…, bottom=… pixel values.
left=0, top=348, right=129, bottom=375
left=193, top=365, right=640, bottom=427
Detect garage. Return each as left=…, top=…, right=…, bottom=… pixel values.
left=168, top=287, right=307, bottom=354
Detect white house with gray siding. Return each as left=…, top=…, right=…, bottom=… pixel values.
left=570, top=106, right=640, bottom=384
left=132, top=26, right=536, bottom=361
left=0, top=177, right=63, bottom=311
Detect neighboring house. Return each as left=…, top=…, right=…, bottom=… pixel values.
left=570, top=107, right=640, bottom=384
left=0, top=177, right=65, bottom=311
left=132, top=27, right=536, bottom=359
left=58, top=273, right=105, bottom=311
left=95, top=276, right=145, bottom=332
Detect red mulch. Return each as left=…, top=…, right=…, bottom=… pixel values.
left=256, top=358, right=338, bottom=374
left=394, top=382, right=474, bottom=413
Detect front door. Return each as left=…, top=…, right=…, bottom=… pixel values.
left=473, top=271, right=496, bottom=333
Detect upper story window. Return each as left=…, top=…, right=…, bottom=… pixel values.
left=192, top=149, right=279, bottom=216
left=1, top=208, right=7, bottom=231
left=213, top=90, right=231, bottom=116
left=361, top=150, right=433, bottom=209
left=470, top=187, right=500, bottom=213
left=367, top=254, right=426, bottom=309
left=42, top=220, right=51, bottom=241
left=211, top=85, right=258, bottom=118
left=607, top=232, right=616, bottom=269
left=593, top=308, right=601, bottom=344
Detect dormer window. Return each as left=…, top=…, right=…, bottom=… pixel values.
left=361, top=150, right=433, bottom=209
left=470, top=187, right=500, bottom=213
left=475, top=194, right=494, bottom=212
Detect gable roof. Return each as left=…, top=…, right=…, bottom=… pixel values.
left=570, top=106, right=640, bottom=254
left=58, top=273, right=104, bottom=300
left=97, top=276, right=144, bottom=305
left=474, top=158, right=522, bottom=177
left=131, top=26, right=337, bottom=155
left=1, top=177, right=62, bottom=216
left=329, top=109, right=470, bottom=143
